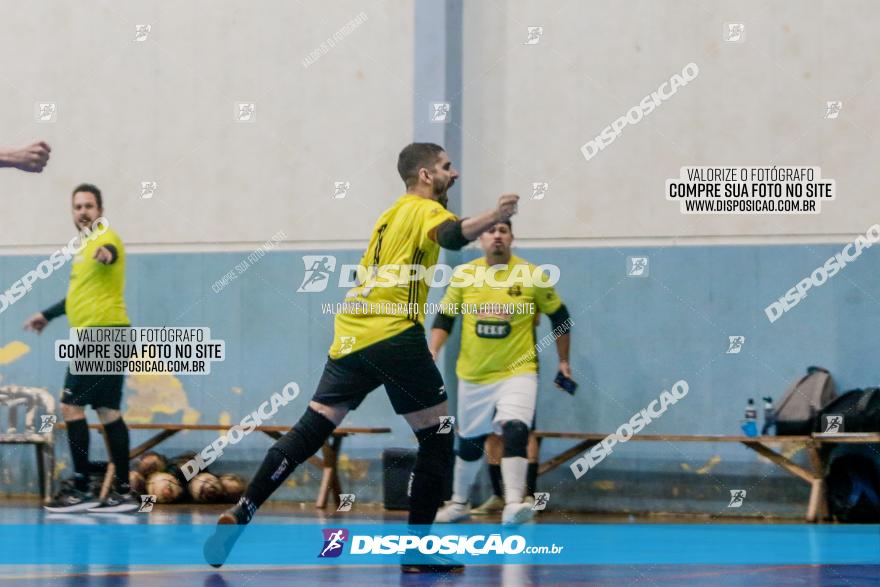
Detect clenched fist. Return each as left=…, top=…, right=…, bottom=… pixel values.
left=0, top=141, right=51, bottom=173
left=496, top=193, right=519, bottom=222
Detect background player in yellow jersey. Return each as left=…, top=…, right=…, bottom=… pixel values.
left=23, top=183, right=137, bottom=513
left=429, top=220, right=574, bottom=524
left=207, top=143, right=519, bottom=574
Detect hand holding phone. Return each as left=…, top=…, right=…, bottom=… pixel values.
left=554, top=371, right=578, bottom=395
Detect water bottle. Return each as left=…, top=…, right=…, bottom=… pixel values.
left=761, top=396, right=775, bottom=435
left=741, top=398, right=758, bottom=437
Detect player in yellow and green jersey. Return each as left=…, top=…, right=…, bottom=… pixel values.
left=429, top=220, right=574, bottom=525
left=207, top=143, right=519, bottom=574
left=23, top=183, right=137, bottom=513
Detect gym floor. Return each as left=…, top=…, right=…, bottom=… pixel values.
left=1, top=498, right=877, bottom=586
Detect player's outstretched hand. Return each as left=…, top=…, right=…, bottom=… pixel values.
left=496, top=193, right=519, bottom=221
left=1, top=141, right=51, bottom=173
left=93, top=246, right=113, bottom=264
left=23, top=313, right=48, bottom=334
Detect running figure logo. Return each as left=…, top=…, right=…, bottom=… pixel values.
left=318, top=528, right=349, bottom=558
left=138, top=494, right=157, bottom=513
left=36, top=103, right=57, bottom=123
left=724, top=23, right=745, bottom=42
left=431, top=102, right=450, bottom=123
left=524, top=26, right=543, bottom=45
left=627, top=256, right=649, bottom=277
left=134, top=24, right=151, bottom=42
left=822, top=414, right=844, bottom=434
left=437, top=416, right=455, bottom=434
left=140, top=181, right=158, bottom=199
left=531, top=182, right=549, bottom=200
left=338, top=336, right=356, bottom=355
left=532, top=492, right=550, bottom=511
left=236, top=103, right=256, bottom=122
left=824, top=101, right=843, bottom=119
left=333, top=181, right=351, bottom=199
left=726, top=336, right=745, bottom=354
left=297, top=255, right=337, bottom=292
left=727, top=489, right=746, bottom=508
left=38, top=415, right=57, bottom=433
left=337, top=494, right=356, bottom=512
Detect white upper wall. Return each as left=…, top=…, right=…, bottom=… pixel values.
left=0, top=0, right=413, bottom=249
left=460, top=0, right=880, bottom=242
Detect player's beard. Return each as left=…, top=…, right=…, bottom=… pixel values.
left=434, top=177, right=453, bottom=208
left=74, top=215, right=94, bottom=231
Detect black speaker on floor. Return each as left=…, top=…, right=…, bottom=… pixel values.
left=382, top=448, right=416, bottom=510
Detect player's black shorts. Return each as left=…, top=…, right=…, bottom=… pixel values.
left=61, top=369, right=124, bottom=410
left=312, top=323, right=447, bottom=415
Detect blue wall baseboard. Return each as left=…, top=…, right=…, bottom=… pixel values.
left=1, top=242, right=877, bottom=514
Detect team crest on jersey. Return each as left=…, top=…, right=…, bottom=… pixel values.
left=508, top=284, right=522, bottom=297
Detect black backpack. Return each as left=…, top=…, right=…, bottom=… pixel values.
left=816, top=388, right=880, bottom=433
left=826, top=448, right=880, bottom=523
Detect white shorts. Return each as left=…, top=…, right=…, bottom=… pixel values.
left=456, top=373, right=538, bottom=438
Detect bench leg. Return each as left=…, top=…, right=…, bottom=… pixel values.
left=35, top=444, right=46, bottom=501
left=316, top=436, right=343, bottom=509
left=806, top=478, right=825, bottom=523
left=806, top=443, right=830, bottom=523
left=43, top=443, right=55, bottom=502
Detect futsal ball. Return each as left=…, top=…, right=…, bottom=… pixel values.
left=189, top=472, right=224, bottom=503
left=146, top=472, right=184, bottom=503
left=137, top=451, right=167, bottom=477
left=129, top=470, right=146, bottom=494
left=218, top=474, right=246, bottom=502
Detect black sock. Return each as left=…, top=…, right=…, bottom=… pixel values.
left=488, top=463, right=503, bottom=498
left=103, top=418, right=131, bottom=492
left=243, top=408, right=336, bottom=516
left=408, top=426, right=454, bottom=525
left=526, top=462, right=538, bottom=497
left=66, top=418, right=90, bottom=491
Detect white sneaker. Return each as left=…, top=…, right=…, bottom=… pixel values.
left=502, top=502, right=535, bottom=525
left=435, top=500, right=471, bottom=523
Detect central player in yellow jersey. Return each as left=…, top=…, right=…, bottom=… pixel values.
left=429, top=220, right=574, bottom=525
left=207, top=143, right=518, bottom=574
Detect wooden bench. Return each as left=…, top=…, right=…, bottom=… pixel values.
left=0, top=386, right=55, bottom=501
left=57, top=423, right=391, bottom=508
left=533, top=431, right=880, bottom=523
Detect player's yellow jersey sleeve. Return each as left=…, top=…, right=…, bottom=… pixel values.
left=329, top=195, right=457, bottom=358
left=533, top=267, right=563, bottom=316
left=421, top=202, right=457, bottom=248
left=66, top=228, right=130, bottom=328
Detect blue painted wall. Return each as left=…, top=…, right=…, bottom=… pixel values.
left=1, top=242, right=878, bottom=515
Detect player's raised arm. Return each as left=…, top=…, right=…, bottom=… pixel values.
left=430, top=193, right=519, bottom=250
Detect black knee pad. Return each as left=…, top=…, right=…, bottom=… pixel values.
left=457, top=434, right=487, bottom=462
left=501, top=420, right=529, bottom=458
left=414, top=426, right=454, bottom=471
left=271, top=407, right=336, bottom=465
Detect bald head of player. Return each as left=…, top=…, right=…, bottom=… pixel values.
left=479, top=220, right=513, bottom=265
left=71, top=183, right=103, bottom=231
left=397, top=143, right=459, bottom=208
